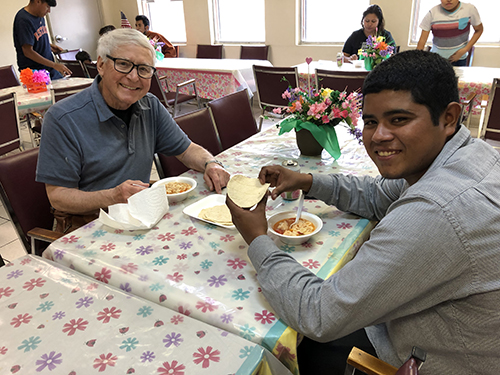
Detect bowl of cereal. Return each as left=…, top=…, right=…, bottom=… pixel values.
left=267, top=211, right=323, bottom=245
left=152, top=177, right=197, bottom=203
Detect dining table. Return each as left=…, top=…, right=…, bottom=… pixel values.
left=156, top=58, right=273, bottom=100
left=0, top=255, right=290, bottom=374
left=42, top=125, right=379, bottom=374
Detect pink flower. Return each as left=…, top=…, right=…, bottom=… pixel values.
left=303, top=259, right=321, bottom=269
left=170, top=315, right=184, bottom=325
left=337, top=222, right=352, bottom=229
left=100, top=243, right=115, bottom=252
left=272, top=107, right=282, bottom=114
left=120, top=263, right=138, bottom=274
left=196, top=298, right=218, bottom=313
left=167, top=272, right=184, bottom=283
left=220, top=234, right=235, bottom=242
left=227, top=258, right=247, bottom=269
left=193, top=346, right=221, bottom=368
left=93, top=353, right=118, bottom=372
left=157, top=360, right=185, bottom=375
left=94, top=268, right=111, bottom=283
left=178, top=305, right=191, bottom=316
left=294, top=101, right=302, bottom=112
left=307, top=102, right=327, bottom=118
left=0, top=346, right=7, bottom=355
left=158, top=232, right=175, bottom=241
left=322, top=115, right=330, bottom=124
left=181, top=227, right=197, bottom=236
left=0, top=286, right=15, bottom=299
left=282, top=91, right=291, bottom=100
left=10, top=313, right=33, bottom=328
left=97, top=307, right=122, bottom=324
left=254, top=310, right=276, bottom=324
left=22, top=277, right=45, bottom=291
left=62, top=318, right=88, bottom=336
left=61, top=235, right=78, bottom=244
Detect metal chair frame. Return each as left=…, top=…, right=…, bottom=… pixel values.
left=0, top=92, right=23, bottom=156
left=478, top=78, right=500, bottom=143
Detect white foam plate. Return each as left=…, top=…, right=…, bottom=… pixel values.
left=183, top=194, right=235, bottom=229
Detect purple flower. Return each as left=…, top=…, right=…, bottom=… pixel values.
left=35, top=351, right=62, bottom=372
left=7, top=269, right=23, bottom=279
left=52, top=311, right=65, bottom=320
left=207, top=275, right=227, bottom=288
left=83, top=221, right=96, bottom=229
left=75, top=296, right=94, bottom=309
left=54, top=250, right=65, bottom=260
left=163, top=332, right=183, bottom=348
left=136, top=246, right=153, bottom=255
left=139, top=274, right=149, bottom=282
left=140, top=351, right=155, bottom=362
left=120, top=283, right=132, bottom=293
left=179, top=241, right=193, bottom=250
left=366, top=35, right=374, bottom=47
left=221, top=313, right=233, bottom=324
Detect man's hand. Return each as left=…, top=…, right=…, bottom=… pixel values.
left=50, top=44, right=64, bottom=54
left=203, top=163, right=230, bottom=194
left=259, top=165, right=313, bottom=200
left=226, top=195, right=268, bottom=245
left=54, top=62, right=72, bottom=76
left=449, top=48, right=467, bottom=63
left=111, top=180, right=149, bottom=204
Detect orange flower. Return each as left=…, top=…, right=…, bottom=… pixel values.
left=377, top=41, right=388, bottom=50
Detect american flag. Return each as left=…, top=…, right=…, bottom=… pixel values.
left=120, top=11, right=132, bottom=28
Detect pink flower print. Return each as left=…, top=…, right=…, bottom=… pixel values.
left=337, top=222, right=352, bottom=229
left=254, top=310, right=276, bottom=324
left=167, top=272, right=184, bottom=283
left=178, top=305, right=191, bottom=316
left=62, top=318, right=89, bottom=336
left=120, top=263, right=138, bottom=274
left=20, top=257, right=32, bottom=265
left=157, top=360, right=186, bottom=375
left=227, top=258, right=247, bottom=270
left=95, top=268, right=111, bottom=283
left=0, top=286, right=14, bottom=299
left=303, top=259, right=321, bottom=269
left=170, top=315, right=184, bottom=325
left=181, top=227, right=197, bottom=236
left=193, top=346, right=221, bottom=368
left=157, top=232, right=175, bottom=241
left=93, top=353, right=118, bottom=372
left=0, top=346, right=7, bottom=355
left=97, top=307, right=122, bottom=324
left=177, top=254, right=187, bottom=260
left=272, top=107, right=282, bottom=114
left=61, top=235, right=78, bottom=244
left=35, top=351, right=63, bottom=372
left=196, top=298, right=218, bottom=313
left=22, top=277, right=46, bottom=291
left=100, top=243, right=116, bottom=252
left=10, top=313, right=33, bottom=328
left=220, top=234, right=235, bottom=242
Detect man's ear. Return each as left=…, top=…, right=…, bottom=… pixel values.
left=441, top=102, right=462, bottom=136
left=145, top=25, right=150, bottom=32
left=96, top=56, right=104, bottom=77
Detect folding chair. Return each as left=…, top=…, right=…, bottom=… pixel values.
left=253, top=65, right=299, bottom=131
left=459, top=91, right=477, bottom=129
left=315, top=68, right=369, bottom=93
left=150, top=72, right=201, bottom=117
left=196, top=44, right=223, bottom=59
left=0, top=92, right=23, bottom=156
left=477, top=78, right=500, bottom=144
left=55, top=48, right=82, bottom=61
left=60, top=60, right=88, bottom=78
left=240, top=45, right=269, bottom=60
left=84, top=62, right=98, bottom=78
left=0, top=65, right=21, bottom=89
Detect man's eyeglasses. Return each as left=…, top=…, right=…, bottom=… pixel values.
left=106, top=55, right=156, bottom=79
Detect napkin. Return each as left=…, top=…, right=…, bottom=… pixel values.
left=98, top=186, right=169, bottom=230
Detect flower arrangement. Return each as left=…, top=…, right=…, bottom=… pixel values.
left=149, top=38, right=165, bottom=61
left=276, top=86, right=362, bottom=159
left=358, top=34, right=394, bottom=69
left=19, top=68, right=51, bottom=93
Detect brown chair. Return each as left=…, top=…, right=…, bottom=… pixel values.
left=478, top=78, right=500, bottom=143
left=253, top=65, right=299, bottom=131
left=315, top=68, right=368, bottom=93
left=0, top=65, right=21, bottom=89
left=59, top=60, right=88, bottom=78
left=0, top=148, right=63, bottom=255
left=84, top=62, right=98, bottom=78
left=55, top=48, right=82, bottom=61
left=196, top=44, right=223, bottom=59
left=154, top=108, right=222, bottom=178
left=150, top=72, right=201, bottom=117
left=240, top=45, right=269, bottom=60
left=0, top=92, right=23, bottom=156
left=208, top=89, right=257, bottom=150
left=460, top=91, right=477, bottom=129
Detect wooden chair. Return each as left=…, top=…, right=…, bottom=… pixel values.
left=0, top=148, right=63, bottom=256
left=240, top=45, right=269, bottom=60
left=0, top=92, right=23, bottom=156
left=207, top=89, right=257, bottom=150
left=478, top=78, right=500, bottom=143
left=315, top=68, right=368, bottom=93
left=253, top=65, right=299, bottom=131
left=150, top=72, right=201, bottom=117
left=154, top=107, right=222, bottom=178
left=0, top=65, right=21, bottom=89
left=196, top=44, right=223, bottom=59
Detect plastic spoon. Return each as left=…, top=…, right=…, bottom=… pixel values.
left=293, top=191, right=304, bottom=225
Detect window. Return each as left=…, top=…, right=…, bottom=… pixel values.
left=411, top=0, right=500, bottom=44
left=213, top=0, right=265, bottom=43
left=140, top=0, right=187, bottom=43
left=301, top=0, right=370, bottom=44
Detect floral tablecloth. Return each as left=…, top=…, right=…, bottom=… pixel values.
left=43, top=126, right=378, bottom=374
left=0, top=255, right=290, bottom=374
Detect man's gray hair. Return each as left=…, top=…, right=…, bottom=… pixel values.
left=97, top=28, right=156, bottom=64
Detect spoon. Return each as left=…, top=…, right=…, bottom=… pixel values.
left=293, top=191, right=304, bottom=225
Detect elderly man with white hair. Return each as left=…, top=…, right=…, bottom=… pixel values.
left=36, top=28, right=229, bottom=233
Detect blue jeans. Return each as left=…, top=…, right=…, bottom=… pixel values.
left=451, top=59, right=467, bottom=67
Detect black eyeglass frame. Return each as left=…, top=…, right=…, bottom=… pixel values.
left=105, top=54, right=157, bottom=79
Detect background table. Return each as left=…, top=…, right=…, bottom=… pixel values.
left=156, top=58, right=273, bottom=99
left=0, top=255, right=290, bottom=374
left=43, top=125, right=378, bottom=374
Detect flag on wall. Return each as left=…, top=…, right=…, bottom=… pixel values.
left=120, top=11, right=132, bottom=28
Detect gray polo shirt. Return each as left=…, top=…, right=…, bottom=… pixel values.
left=36, top=78, right=191, bottom=191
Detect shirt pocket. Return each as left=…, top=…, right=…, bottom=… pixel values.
left=458, top=17, right=470, bottom=30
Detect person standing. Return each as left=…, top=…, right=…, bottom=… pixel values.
left=416, top=0, right=483, bottom=66
left=135, top=15, right=176, bottom=58
left=13, top=0, right=71, bottom=79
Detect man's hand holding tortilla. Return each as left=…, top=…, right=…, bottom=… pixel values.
left=259, top=165, right=313, bottom=200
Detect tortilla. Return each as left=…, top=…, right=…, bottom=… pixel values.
left=198, top=205, right=233, bottom=226
left=227, top=175, right=270, bottom=208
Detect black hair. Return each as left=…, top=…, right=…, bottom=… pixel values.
left=362, top=50, right=460, bottom=127
left=99, top=25, right=116, bottom=36
left=39, top=0, right=57, bottom=6
left=75, top=50, right=91, bottom=62
left=362, top=4, right=385, bottom=35
left=135, top=15, right=150, bottom=28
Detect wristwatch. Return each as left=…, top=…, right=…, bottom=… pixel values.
left=204, top=159, right=225, bottom=169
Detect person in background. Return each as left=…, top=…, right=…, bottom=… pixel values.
left=342, top=4, right=395, bottom=62
left=13, top=0, right=71, bottom=79
left=98, top=24, right=116, bottom=37
left=416, top=0, right=483, bottom=66
left=36, top=29, right=228, bottom=233
left=135, top=15, right=176, bottom=58
left=226, top=50, right=500, bottom=375
left=75, top=50, right=92, bottom=65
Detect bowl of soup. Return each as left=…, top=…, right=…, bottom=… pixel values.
left=152, top=177, right=197, bottom=203
left=267, top=211, right=323, bottom=245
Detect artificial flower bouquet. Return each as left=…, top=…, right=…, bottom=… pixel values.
left=358, top=35, right=395, bottom=69
left=149, top=38, right=165, bottom=61
left=19, top=68, right=51, bottom=93
left=275, top=86, right=362, bottom=159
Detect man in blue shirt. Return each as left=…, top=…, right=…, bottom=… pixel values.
left=13, top=0, right=71, bottom=79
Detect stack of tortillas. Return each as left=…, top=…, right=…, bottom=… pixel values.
left=198, top=205, right=233, bottom=226
left=227, top=175, right=270, bottom=208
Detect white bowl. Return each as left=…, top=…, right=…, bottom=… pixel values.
left=353, top=60, right=364, bottom=68
left=152, top=177, right=197, bottom=203
left=267, top=211, right=323, bottom=245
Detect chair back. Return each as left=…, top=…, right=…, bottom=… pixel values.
left=84, top=62, right=98, bottom=78
left=60, top=60, right=88, bottom=78
left=51, top=82, right=92, bottom=103
left=481, top=78, right=500, bottom=141
left=196, top=44, right=223, bottom=59
left=0, top=92, right=22, bottom=156
left=240, top=45, right=269, bottom=60
left=0, top=65, right=21, bottom=89
left=0, top=148, right=54, bottom=253
left=149, top=72, right=170, bottom=109
left=208, top=90, right=257, bottom=150
left=56, top=48, right=82, bottom=61
left=466, top=45, right=475, bottom=67
left=253, top=65, right=299, bottom=109
left=155, top=108, right=222, bottom=178
left=315, top=68, right=368, bottom=93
